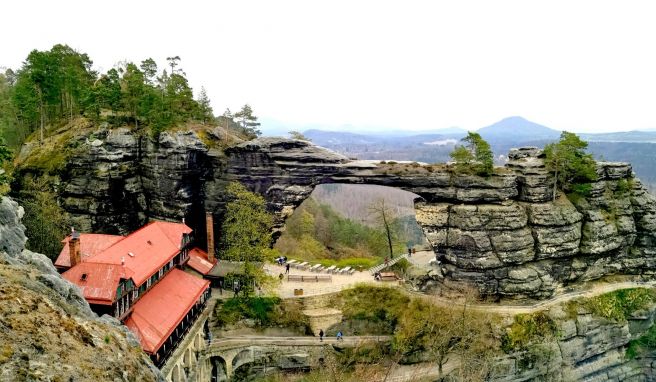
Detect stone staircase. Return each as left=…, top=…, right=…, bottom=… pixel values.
left=368, top=253, right=409, bottom=274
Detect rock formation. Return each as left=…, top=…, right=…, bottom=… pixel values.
left=494, top=298, right=656, bottom=381
left=13, top=129, right=656, bottom=300
left=0, top=196, right=162, bottom=381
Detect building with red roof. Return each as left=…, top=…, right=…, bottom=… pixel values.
left=186, top=247, right=217, bottom=276
left=125, top=268, right=210, bottom=362
left=59, top=219, right=212, bottom=366
left=55, top=233, right=124, bottom=271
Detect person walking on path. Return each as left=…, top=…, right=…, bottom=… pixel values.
left=336, top=331, right=343, bottom=341
left=384, top=257, right=389, bottom=267
left=285, top=263, right=290, bottom=274
left=319, top=329, right=324, bottom=342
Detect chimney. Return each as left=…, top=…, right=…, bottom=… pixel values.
left=206, top=212, right=215, bottom=262
left=69, top=229, right=81, bottom=267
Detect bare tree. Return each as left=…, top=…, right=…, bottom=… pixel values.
left=369, top=198, right=398, bottom=259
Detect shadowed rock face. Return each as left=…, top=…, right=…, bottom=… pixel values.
left=19, top=133, right=656, bottom=300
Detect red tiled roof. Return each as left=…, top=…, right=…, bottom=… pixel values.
left=62, top=262, right=133, bottom=305
left=186, top=248, right=217, bottom=275
left=54, top=234, right=124, bottom=268
left=124, top=269, right=210, bottom=354
left=89, top=221, right=192, bottom=286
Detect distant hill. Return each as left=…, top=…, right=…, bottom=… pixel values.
left=478, top=116, right=561, bottom=142
left=297, top=116, right=656, bottom=190
left=581, top=131, right=656, bottom=143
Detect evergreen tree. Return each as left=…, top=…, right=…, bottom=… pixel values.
left=234, top=104, right=261, bottom=139
left=196, top=87, right=214, bottom=124
left=544, top=131, right=597, bottom=199
left=449, top=132, right=494, bottom=176
left=121, top=63, right=146, bottom=128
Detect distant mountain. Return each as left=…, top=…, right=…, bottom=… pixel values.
left=581, top=131, right=656, bottom=143
left=302, top=129, right=383, bottom=145
left=477, top=116, right=561, bottom=142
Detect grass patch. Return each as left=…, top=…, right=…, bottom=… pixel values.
left=501, top=312, right=558, bottom=352
left=569, top=288, right=656, bottom=322
left=316, top=257, right=378, bottom=270
left=626, top=323, right=656, bottom=359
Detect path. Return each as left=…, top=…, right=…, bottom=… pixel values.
left=265, top=263, right=380, bottom=297
left=415, top=280, right=656, bottom=315
left=207, top=335, right=391, bottom=349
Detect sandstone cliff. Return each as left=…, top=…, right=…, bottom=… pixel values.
left=0, top=197, right=161, bottom=381
left=12, top=126, right=656, bottom=300
left=495, top=292, right=656, bottom=381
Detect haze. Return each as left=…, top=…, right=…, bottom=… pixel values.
left=2, top=0, right=656, bottom=134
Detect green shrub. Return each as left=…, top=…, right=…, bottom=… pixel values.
left=337, top=285, right=410, bottom=333
left=616, top=179, right=633, bottom=194
left=570, top=182, right=592, bottom=197
left=627, top=323, right=656, bottom=359
left=577, top=288, right=656, bottom=322
left=501, top=312, right=558, bottom=352
left=214, top=296, right=309, bottom=331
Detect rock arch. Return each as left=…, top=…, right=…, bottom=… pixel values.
left=218, top=140, right=656, bottom=301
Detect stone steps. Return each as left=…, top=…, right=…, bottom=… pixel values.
left=369, top=254, right=409, bottom=274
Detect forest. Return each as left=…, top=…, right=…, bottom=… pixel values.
left=0, top=44, right=261, bottom=151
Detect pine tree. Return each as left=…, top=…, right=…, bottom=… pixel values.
left=234, top=104, right=261, bottom=139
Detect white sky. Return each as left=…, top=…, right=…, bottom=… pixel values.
left=2, top=0, right=656, bottom=133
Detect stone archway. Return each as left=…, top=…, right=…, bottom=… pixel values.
left=210, top=356, right=228, bottom=382
left=171, top=363, right=183, bottom=382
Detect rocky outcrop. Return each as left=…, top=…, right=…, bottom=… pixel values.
left=493, top=297, right=656, bottom=381
left=13, top=128, right=656, bottom=300
left=0, top=196, right=162, bottom=381
left=412, top=148, right=656, bottom=301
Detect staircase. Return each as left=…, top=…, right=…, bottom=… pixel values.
left=368, top=253, right=409, bottom=274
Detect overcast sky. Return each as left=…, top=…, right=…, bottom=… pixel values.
left=2, top=1, right=656, bottom=133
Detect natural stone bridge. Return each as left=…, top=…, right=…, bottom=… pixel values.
left=223, top=139, right=656, bottom=301
left=49, top=131, right=656, bottom=301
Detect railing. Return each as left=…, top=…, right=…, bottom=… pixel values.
left=204, top=335, right=391, bottom=351
left=369, top=253, right=409, bottom=274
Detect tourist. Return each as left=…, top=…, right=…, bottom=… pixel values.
left=285, top=263, right=290, bottom=274
left=319, top=329, right=324, bottom=342
left=337, top=331, right=343, bottom=341
left=384, top=257, right=389, bottom=267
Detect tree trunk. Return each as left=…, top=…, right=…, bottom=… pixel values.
left=384, top=213, right=394, bottom=260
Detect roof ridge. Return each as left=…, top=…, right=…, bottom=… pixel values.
left=154, top=221, right=183, bottom=250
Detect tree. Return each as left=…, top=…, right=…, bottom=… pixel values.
left=166, top=56, right=181, bottom=75
left=369, top=198, right=399, bottom=259
left=449, top=145, right=474, bottom=167
left=195, top=87, right=214, bottom=124
left=220, top=182, right=274, bottom=296
left=544, top=131, right=597, bottom=200
left=450, top=132, right=494, bottom=176
left=234, top=104, right=261, bottom=138
left=289, top=130, right=310, bottom=141
left=140, top=58, right=158, bottom=85
left=121, top=63, right=145, bottom=128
